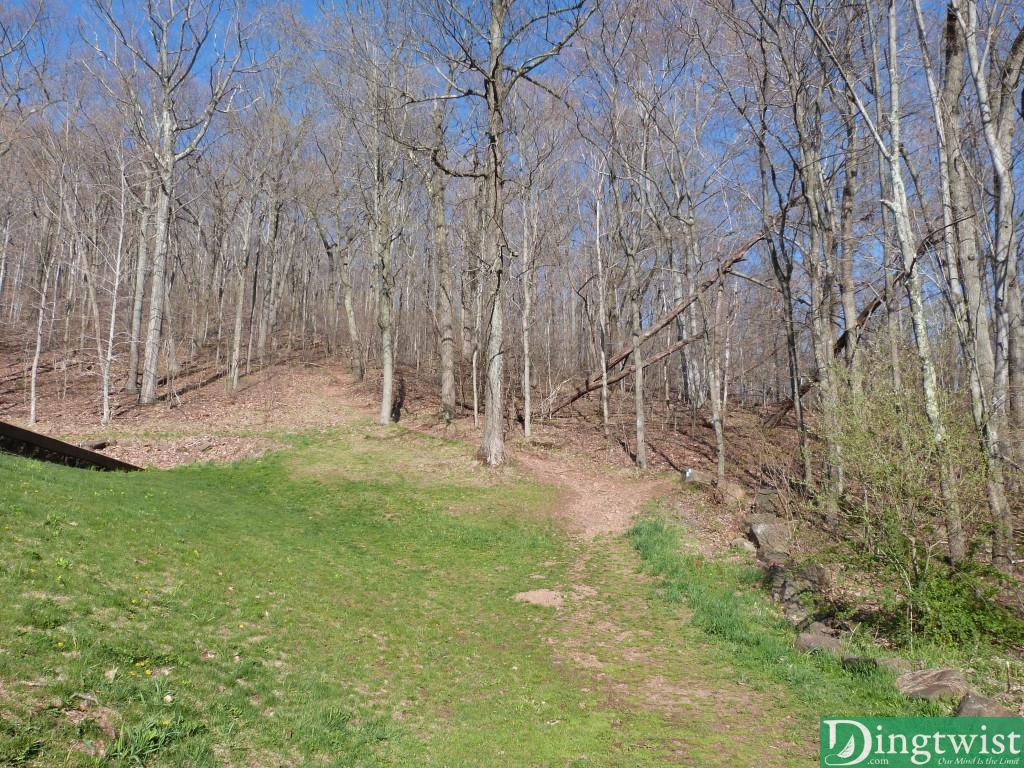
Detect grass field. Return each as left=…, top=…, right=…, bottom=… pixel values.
left=0, top=420, right=928, bottom=766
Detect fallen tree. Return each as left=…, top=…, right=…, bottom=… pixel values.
left=548, top=235, right=763, bottom=415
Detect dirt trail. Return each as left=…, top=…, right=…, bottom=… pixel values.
left=516, top=451, right=678, bottom=540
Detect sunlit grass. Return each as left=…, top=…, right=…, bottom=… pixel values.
left=2, top=419, right=923, bottom=767
left=627, top=514, right=945, bottom=719
left=1, top=422, right=747, bottom=767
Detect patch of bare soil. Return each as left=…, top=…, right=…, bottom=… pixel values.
left=512, top=588, right=565, bottom=608
left=3, top=362, right=362, bottom=469
left=516, top=451, right=677, bottom=540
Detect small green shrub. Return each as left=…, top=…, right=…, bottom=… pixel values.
left=815, top=345, right=1023, bottom=651
left=889, top=565, right=1024, bottom=649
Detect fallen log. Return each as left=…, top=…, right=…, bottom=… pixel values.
left=549, top=235, right=762, bottom=415
left=550, top=336, right=701, bottom=416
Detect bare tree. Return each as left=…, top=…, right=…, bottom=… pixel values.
left=411, top=0, right=595, bottom=465
left=88, top=0, right=257, bottom=404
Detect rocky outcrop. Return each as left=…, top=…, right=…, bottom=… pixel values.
left=795, top=630, right=842, bottom=654
left=896, top=669, right=970, bottom=701
left=764, top=561, right=829, bottom=624
left=682, top=467, right=747, bottom=506
left=744, top=513, right=793, bottom=558
left=956, top=693, right=1016, bottom=717
left=729, top=537, right=756, bottom=553
left=754, top=488, right=783, bottom=516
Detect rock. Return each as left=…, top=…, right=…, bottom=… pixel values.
left=80, top=439, right=112, bottom=451
left=754, top=489, right=783, bottom=515
left=730, top=537, right=756, bottom=553
left=743, top=513, right=793, bottom=556
left=842, top=656, right=917, bottom=675
left=682, top=468, right=747, bottom=506
left=806, top=621, right=837, bottom=637
left=719, top=481, right=747, bottom=506
left=956, top=693, right=1016, bottom=717
left=795, top=632, right=842, bottom=654
left=897, top=669, right=970, bottom=701
left=757, top=550, right=789, bottom=567
left=682, top=467, right=715, bottom=487
left=764, top=562, right=828, bottom=624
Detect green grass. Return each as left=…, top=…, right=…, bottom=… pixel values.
left=627, top=514, right=945, bottom=719
left=0, top=419, right=916, bottom=767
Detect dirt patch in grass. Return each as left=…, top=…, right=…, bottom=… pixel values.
left=512, top=589, right=564, bottom=608
left=64, top=695, right=118, bottom=738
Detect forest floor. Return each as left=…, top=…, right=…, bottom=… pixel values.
left=0, top=359, right=957, bottom=765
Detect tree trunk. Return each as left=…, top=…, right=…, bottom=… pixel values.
left=521, top=195, right=534, bottom=438
left=883, top=0, right=965, bottom=564
left=595, top=195, right=610, bottom=437
left=478, top=1, right=509, bottom=466
left=230, top=204, right=255, bottom=393
left=627, top=245, right=646, bottom=469
left=707, top=281, right=727, bottom=484
left=427, top=160, right=456, bottom=419
left=140, top=158, right=173, bottom=405
left=126, top=174, right=153, bottom=394
left=375, top=224, right=395, bottom=425
left=29, top=229, right=53, bottom=427
left=340, top=247, right=363, bottom=381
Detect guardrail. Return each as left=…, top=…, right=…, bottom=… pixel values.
left=0, top=421, right=141, bottom=472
